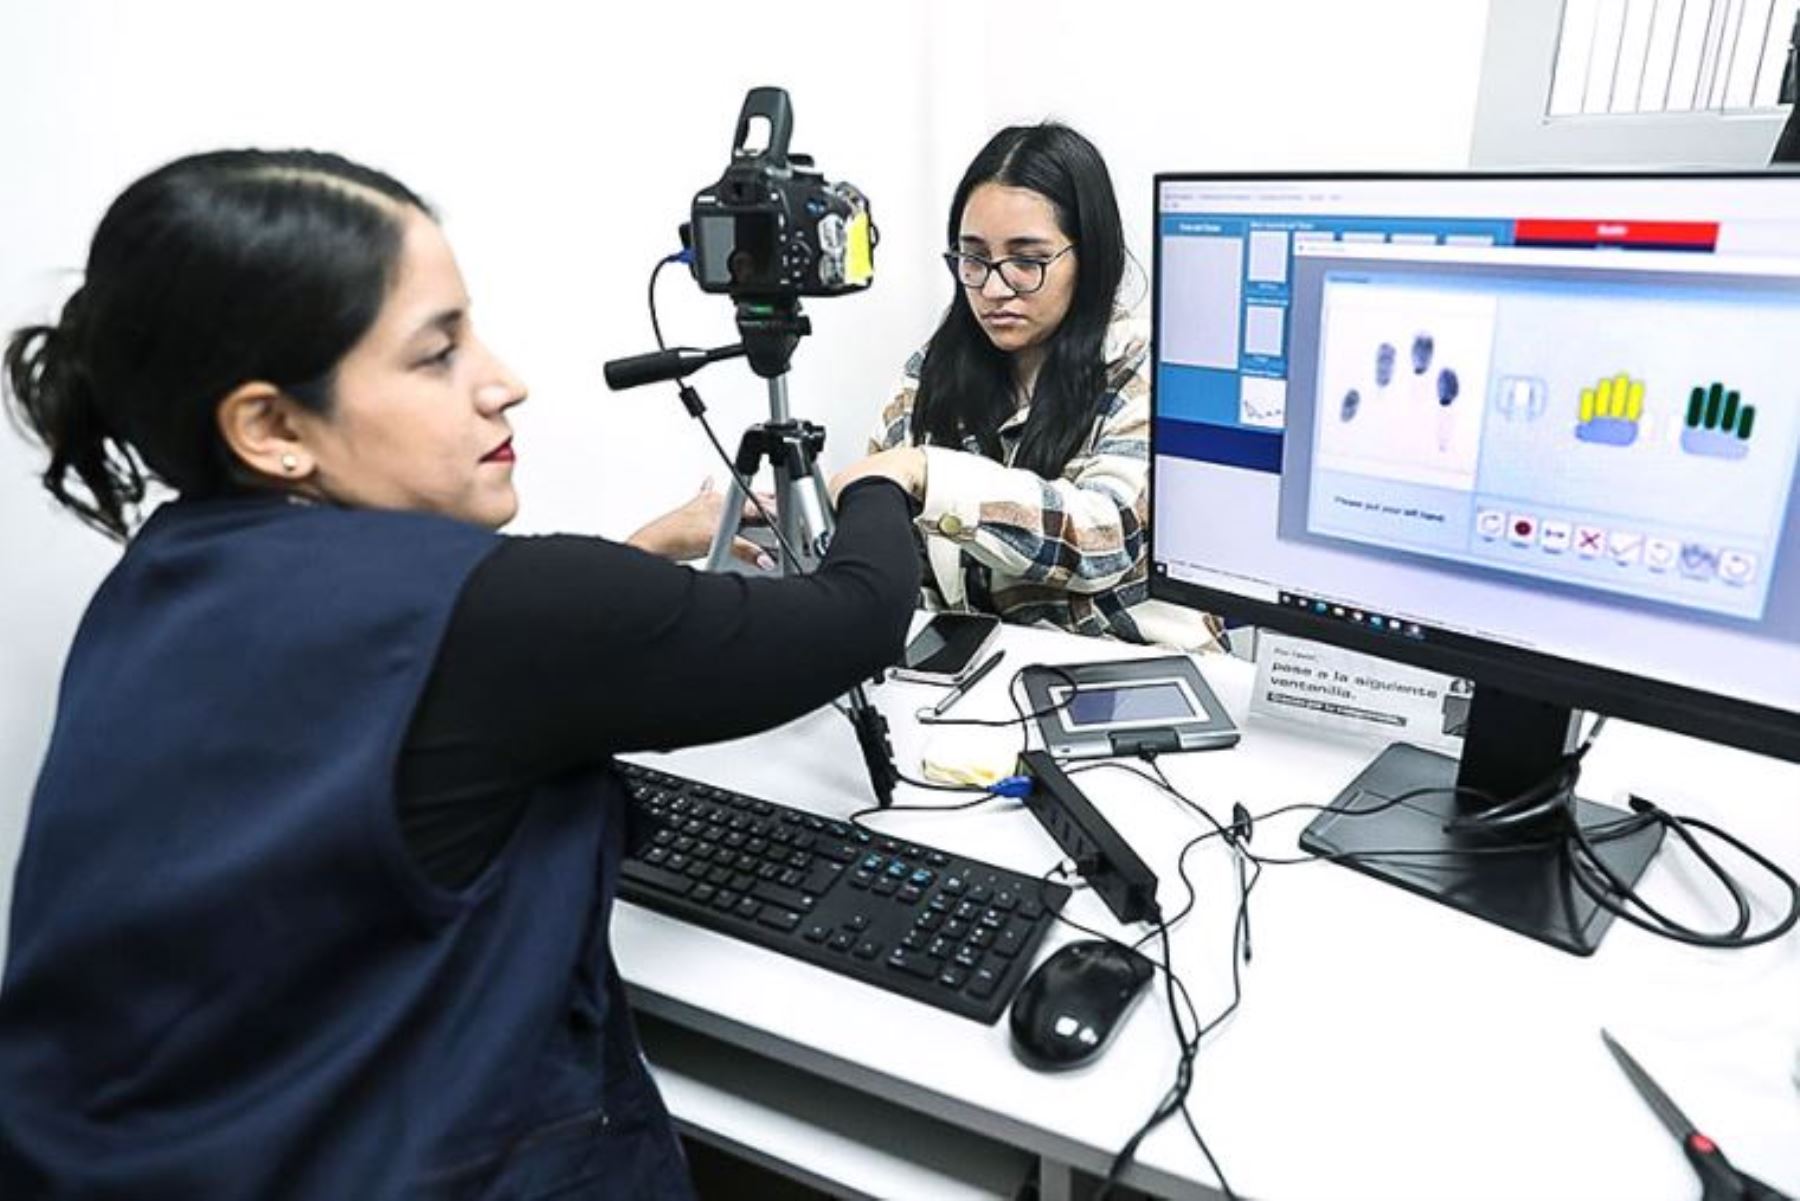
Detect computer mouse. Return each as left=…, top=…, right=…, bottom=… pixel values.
left=1008, top=939, right=1155, bottom=1071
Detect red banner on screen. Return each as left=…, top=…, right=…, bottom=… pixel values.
left=1513, top=219, right=1719, bottom=250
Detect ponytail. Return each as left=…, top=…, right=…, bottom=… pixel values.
left=4, top=148, right=430, bottom=540
left=4, top=292, right=145, bottom=541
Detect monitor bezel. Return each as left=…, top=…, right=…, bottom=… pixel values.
left=1147, top=168, right=1800, bottom=765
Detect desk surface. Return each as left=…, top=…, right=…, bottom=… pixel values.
left=616, top=621, right=1800, bottom=1201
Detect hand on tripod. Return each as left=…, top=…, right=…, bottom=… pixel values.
left=628, top=478, right=779, bottom=569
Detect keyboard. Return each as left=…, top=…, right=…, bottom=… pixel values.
left=615, top=762, right=1070, bottom=1024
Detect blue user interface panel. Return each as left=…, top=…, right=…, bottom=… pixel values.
left=1151, top=176, right=1800, bottom=717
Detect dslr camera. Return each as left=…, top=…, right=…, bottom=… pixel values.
left=684, top=87, right=876, bottom=299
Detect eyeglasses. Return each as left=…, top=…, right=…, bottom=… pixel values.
left=942, top=244, right=1075, bottom=295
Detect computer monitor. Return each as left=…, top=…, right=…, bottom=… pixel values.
left=1148, top=171, right=1800, bottom=954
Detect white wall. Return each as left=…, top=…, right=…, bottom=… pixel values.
left=0, top=0, right=1492, bottom=963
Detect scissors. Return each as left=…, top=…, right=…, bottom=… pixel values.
left=1601, top=1029, right=1792, bottom=1201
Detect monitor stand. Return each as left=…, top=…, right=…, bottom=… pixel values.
left=1298, top=687, right=1664, bottom=956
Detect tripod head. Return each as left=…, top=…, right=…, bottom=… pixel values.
left=601, top=298, right=809, bottom=396
left=735, top=297, right=811, bottom=379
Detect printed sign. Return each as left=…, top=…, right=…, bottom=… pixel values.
left=1250, top=632, right=1470, bottom=752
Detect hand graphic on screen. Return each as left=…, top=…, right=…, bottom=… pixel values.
left=1679, top=382, right=1754, bottom=460
left=1573, top=373, right=1643, bottom=447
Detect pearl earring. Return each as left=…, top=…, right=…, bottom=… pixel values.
left=280, top=453, right=299, bottom=473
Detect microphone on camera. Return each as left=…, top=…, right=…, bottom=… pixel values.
left=603, top=344, right=747, bottom=391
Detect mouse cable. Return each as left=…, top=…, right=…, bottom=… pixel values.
left=1036, top=864, right=1239, bottom=1201
left=1086, top=761, right=1261, bottom=1038
left=1097, top=914, right=1237, bottom=1201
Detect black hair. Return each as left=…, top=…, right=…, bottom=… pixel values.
left=3, top=149, right=432, bottom=540
left=910, top=123, right=1126, bottom=479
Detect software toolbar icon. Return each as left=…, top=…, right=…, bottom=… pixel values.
left=1718, top=550, right=1757, bottom=585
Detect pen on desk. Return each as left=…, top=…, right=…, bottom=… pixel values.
left=931, top=650, right=1006, bottom=718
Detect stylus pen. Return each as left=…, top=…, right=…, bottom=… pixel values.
left=930, top=650, right=1006, bottom=718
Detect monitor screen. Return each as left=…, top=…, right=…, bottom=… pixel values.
left=1147, top=172, right=1800, bottom=952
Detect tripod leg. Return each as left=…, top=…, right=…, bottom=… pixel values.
left=785, top=474, right=829, bottom=565
left=770, top=430, right=832, bottom=572
left=776, top=473, right=811, bottom=573
left=845, top=682, right=899, bottom=808
left=784, top=457, right=898, bottom=807
left=806, top=459, right=837, bottom=541
left=706, top=472, right=752, bottom=573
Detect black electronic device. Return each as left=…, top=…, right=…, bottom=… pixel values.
left=1008, top=939, right=1156, bottom=1072
left=1148, top=170, right=1800, bottom=954
left=894, top=612, right=1002, bottom=684
left=684, top=87, right=876, bottom=300
left=1019, top=656, right=1239, bottom=760
left=1017, top=751, right=1160, bottom=925
left=615, top=762, right=1070, bottom=1024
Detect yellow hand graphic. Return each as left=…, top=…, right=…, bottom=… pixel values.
left=1575, top=372, right=1644, bottom=447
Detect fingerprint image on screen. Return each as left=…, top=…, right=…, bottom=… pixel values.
left=1064, top=681, right=1198, bottom=729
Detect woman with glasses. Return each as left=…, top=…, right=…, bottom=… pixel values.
left=831, top=123, right=1216, bottom=648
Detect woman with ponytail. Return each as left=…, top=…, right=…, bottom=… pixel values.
left=0, top=150, right=917, bottom=1198
left=831, top=123, right=1218, bottom=650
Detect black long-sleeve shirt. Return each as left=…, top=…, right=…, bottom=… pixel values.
left=396, top=478, right=919, bottom=887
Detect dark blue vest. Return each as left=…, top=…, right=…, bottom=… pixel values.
left=0, top=496, right=691, bottom=1200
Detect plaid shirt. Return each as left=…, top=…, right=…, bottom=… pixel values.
left=870, top=314, right=1217, bottom=649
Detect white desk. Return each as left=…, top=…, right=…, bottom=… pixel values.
left=616, top=621, right=1800, bottom=1200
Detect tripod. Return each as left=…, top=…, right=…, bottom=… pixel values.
left=654, top=299, right=900, bottom=808
left=705, top=307, right=835, bottom=575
